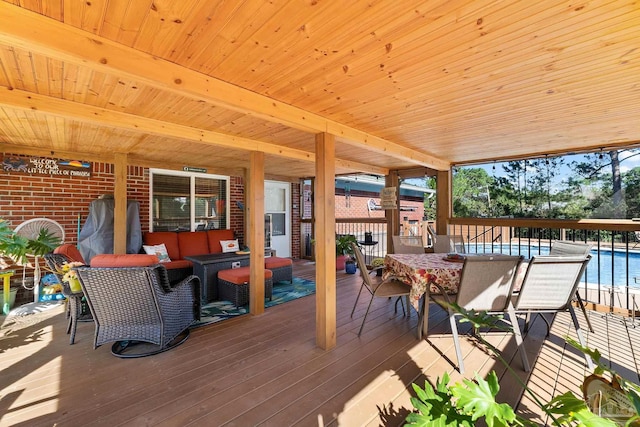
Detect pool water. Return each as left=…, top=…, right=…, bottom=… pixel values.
left=467, top=244, right=640, bottom=288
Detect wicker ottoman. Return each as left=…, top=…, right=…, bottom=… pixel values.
left=217, top=267, right=273, bottom=307
left=264, top=257, right=293, bottom=284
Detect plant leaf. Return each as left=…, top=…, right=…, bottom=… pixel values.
left=451, top=371, right=515, bottom=427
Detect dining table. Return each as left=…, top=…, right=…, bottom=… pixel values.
left=383, top=252, right=529, bottom=339
left=383, top=253, right=465, bottom=339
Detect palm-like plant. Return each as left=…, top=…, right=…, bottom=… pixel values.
left=0, top=219, right=61, bottom=266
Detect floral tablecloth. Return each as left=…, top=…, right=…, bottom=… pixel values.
left=383, top=253, right=463, bottom=311
left=384, top=253, right=529, bottom=311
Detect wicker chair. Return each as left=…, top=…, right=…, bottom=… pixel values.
left=75, top=263, right=201, bottom=358
left=44, top=252, right=87, bottom=345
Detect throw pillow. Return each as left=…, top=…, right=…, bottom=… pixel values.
left=220, top=239, right=240, bottom=253
left=142, top=243, right=172, bottom=263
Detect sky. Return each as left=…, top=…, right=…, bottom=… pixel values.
left=475, top=150, right=640, bottom=181
left=402, top=149, right=640, bottom=188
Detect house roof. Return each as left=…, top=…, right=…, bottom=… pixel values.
left=0, top=1, right=638, bottom=180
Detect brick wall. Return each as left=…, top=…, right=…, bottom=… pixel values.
left=0, top=154, right=257, bottom=305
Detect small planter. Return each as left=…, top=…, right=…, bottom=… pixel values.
left=345, top=261, right=357, bottom=274
left=0, top=287, right=18, bottom=311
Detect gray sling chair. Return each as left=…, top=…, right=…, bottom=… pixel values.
left=349, top=242, right=411, bottom=336
left=433, top=234, right=466, bottom=254
left=392, top=235, right=425, bottom=254
left=549, top=240, right=594, bottom=333
left=512, top=255, right=594, bottom=370
left=429, top=254, right=528, bottom=375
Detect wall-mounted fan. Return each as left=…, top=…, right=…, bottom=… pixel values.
left=14, top=218, right=65, bottom=302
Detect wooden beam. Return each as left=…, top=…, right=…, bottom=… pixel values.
left=113, top=153, right=127, bottom=254
left=436, top=169, right=451, bottom=235
left=0, top=87, right=388, bottom=176
left=0, top=87, right=313, bottom=162
left=0, top=143, right=247, bottom=178
left=0, top=2, right=449, bottom=171
left=315, top=132, right=336, bottom=350
left=248, top=153, right=265, bottom=315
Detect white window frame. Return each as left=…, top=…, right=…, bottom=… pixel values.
left=149, top=168, right=230, bottom=232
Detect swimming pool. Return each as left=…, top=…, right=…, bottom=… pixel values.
left=467, top=244, right=640, bottom=289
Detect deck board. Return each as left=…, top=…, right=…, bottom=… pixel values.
left=1, top=260, right=638, bottom=426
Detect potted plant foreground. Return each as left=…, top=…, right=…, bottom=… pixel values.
left=0, top=219, right=61, bottom=310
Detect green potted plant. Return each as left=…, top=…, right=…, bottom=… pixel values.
left=0, top=219, right=60, bottom=265
left=336, top=234, right=358, bottom=271
left=0, top=219, right=61, bottom=310
left=371, top=257, right=385, bottom=276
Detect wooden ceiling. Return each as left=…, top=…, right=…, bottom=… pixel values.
left=0, top=0, right=638, bottom=180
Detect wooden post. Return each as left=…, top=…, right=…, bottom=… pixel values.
left=315, top=132, right=336, bottom=350
left=113, top=153, right=127, bottom=254
left=436, top=169, right=451, bottom=235
left=248, top=152, right=265, bottom=315
left=385, top=171, right=400, bottom=252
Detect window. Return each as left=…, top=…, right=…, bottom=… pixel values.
left=150, top=169, right=229, bottom=232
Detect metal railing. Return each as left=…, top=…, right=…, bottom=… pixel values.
left=450, top=218, right=640, bottom=315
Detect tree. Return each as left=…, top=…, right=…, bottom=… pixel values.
left=452, top=168, right=494, bottom=217
left=623, top=167, right=640, bottom=218
left=571, top=149, right=640, bottom=219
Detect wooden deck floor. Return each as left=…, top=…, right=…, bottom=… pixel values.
left=1, top=260, right=638, bottom=426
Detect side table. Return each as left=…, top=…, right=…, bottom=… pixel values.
left=357, top=241, right=379, bottom=264
left=185, top=253, right=251, bottom=303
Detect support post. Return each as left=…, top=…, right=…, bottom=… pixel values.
left=436, top=169, right=451, bottom=235
left=248, top=152, right=265, bottom=315
left=315, top=132, right=336, bottom=350
left=113, top=153, right=127, bottom=254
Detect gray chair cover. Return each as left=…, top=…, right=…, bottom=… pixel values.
left=78, top=198, right=142, bottom=263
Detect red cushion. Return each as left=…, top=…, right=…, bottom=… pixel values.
left=178, top=232, right=209, bottom=258
left=206, top=229, right=235, bottom=254
left=161, top=259, right=193, bottom=270
left=90, top=254, right=159, bottom=267
left=218, top=266, right=272, bottom=284
left=144, top=232, right=180, bottom=261
left=265, top=257, right=293, bottom=268
left=54, top=244, right=86, bottom=264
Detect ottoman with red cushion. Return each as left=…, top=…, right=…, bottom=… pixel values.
left=217, top=266, right=273, bottom=307
left=264, top=256, right=293, bottom=284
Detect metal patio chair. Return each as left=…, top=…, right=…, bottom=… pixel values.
left=429, top=254, right=527, bottom=374
left=350, top=242, right=411, bottom=336
left=549, top=240, right=594, bottom=333
left=512, top=255, right=594, bottom=370
left=433, top=234, right=466, bottom=254
left=392, top=235, right=425, bottom=254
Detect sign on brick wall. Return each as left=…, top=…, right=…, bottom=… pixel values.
left=1, top=154, right=92, bottom=178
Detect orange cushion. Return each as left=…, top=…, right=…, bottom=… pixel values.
left=178, top=232, right=209, bottom=258
left=265, top=257, right=293, bottom=268
left=144, top=232, right=180, bottom=261
left=206, top=229, right=235, bottom=253
left=161, top=259, right=193, bottom=270
left=90, top=254, right=159, bottom=267
left=54, top=244, right=86, bottom=264
left=218, top=266, right=272, bottom=284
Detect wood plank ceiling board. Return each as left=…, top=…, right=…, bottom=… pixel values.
left=0, top=0, right=638, bottom=175
left=0, top=1, right=449, bottom=170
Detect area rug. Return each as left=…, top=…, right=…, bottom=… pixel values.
left=192, top=276, right=315, bottom=328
